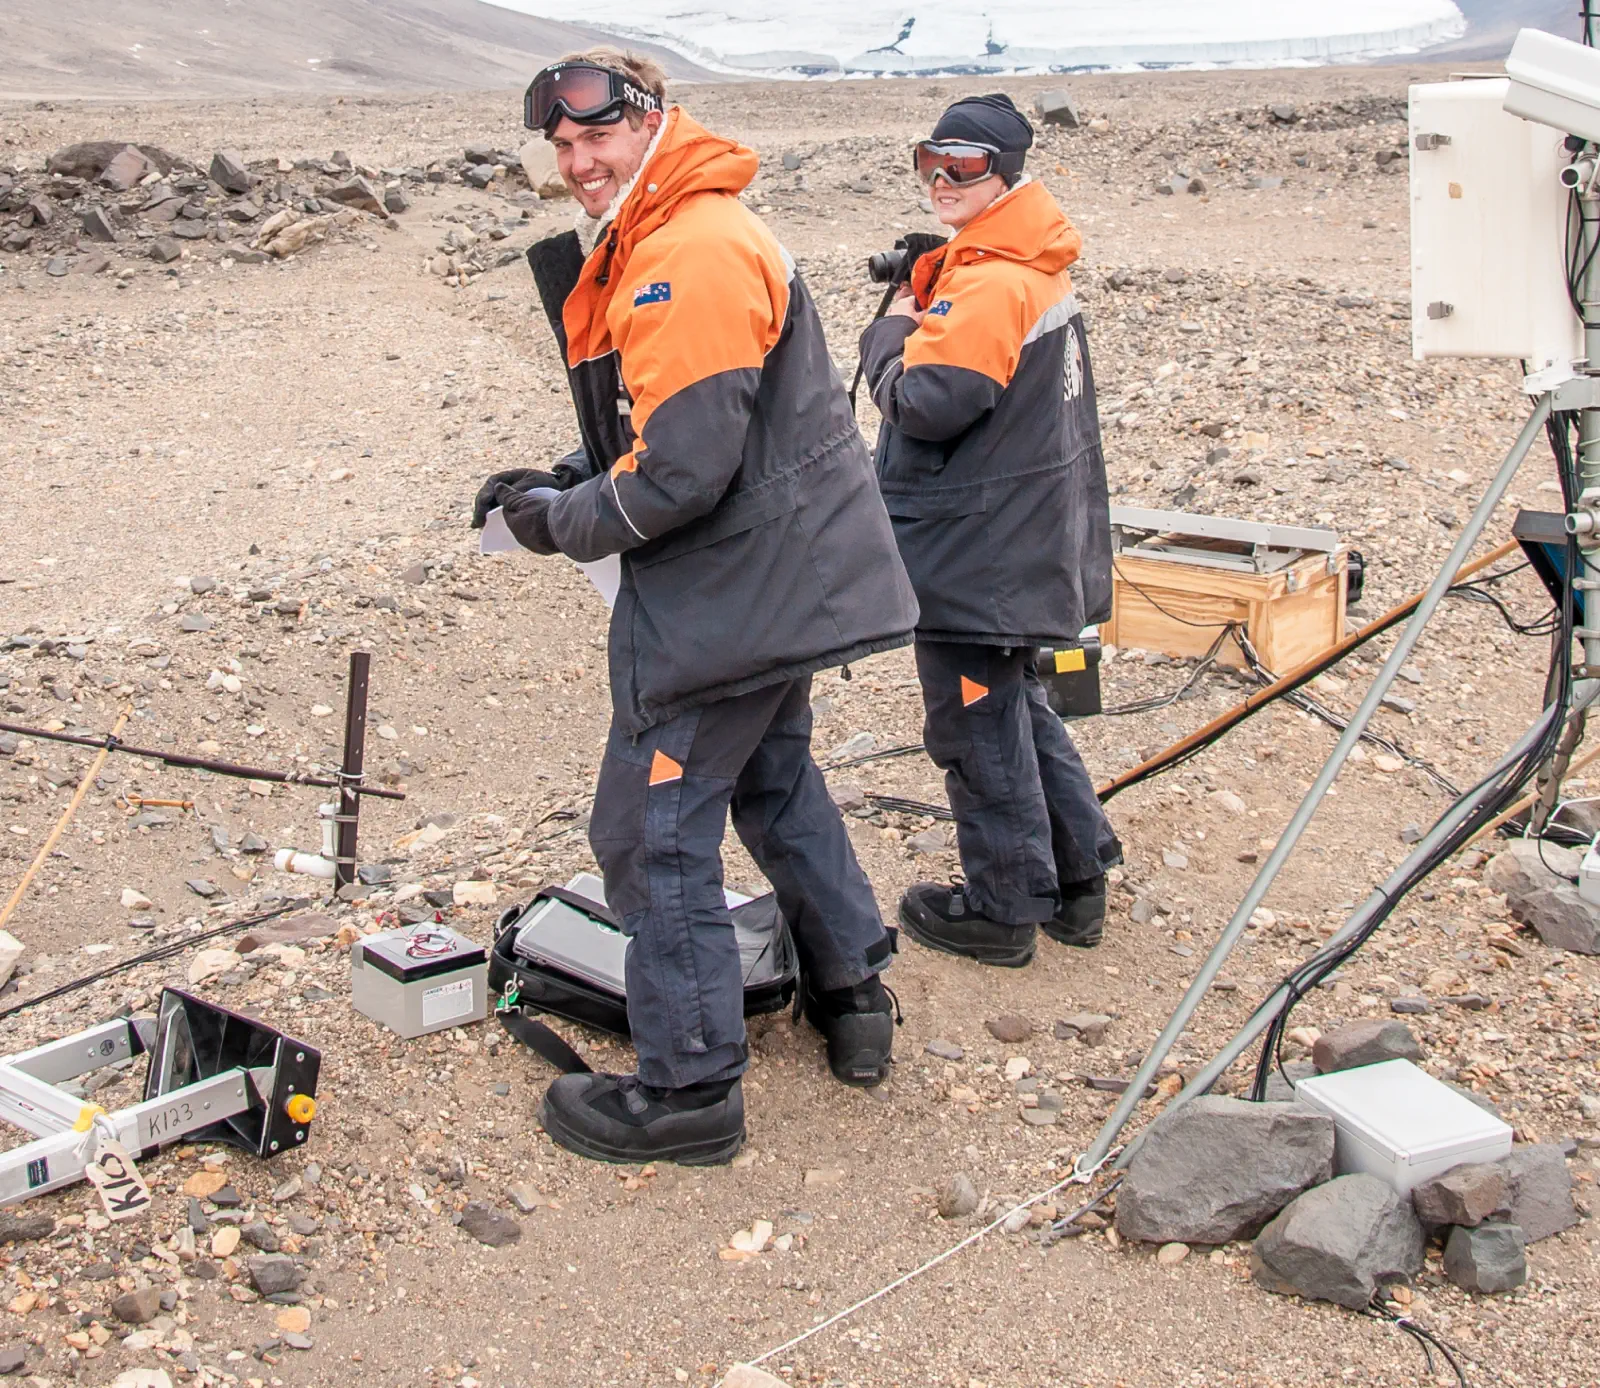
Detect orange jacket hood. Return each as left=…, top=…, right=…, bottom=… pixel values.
left=911, top=178, right=1080, bottom=305
left=564, top=109, right=759, bottom=363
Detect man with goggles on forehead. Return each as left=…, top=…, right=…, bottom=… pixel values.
left=859, top=94, right=1121, bottom=970
left=471, top=50, right=917, bottom=1166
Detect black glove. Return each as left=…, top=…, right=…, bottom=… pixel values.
left=471, top=468, right=560, bottom=529
left=495, top=483, right=559, bottom=555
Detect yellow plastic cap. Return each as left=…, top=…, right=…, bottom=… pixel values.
left=285, top=1094, right=317, bottom=1124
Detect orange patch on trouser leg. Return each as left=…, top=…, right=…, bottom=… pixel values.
left=648, top=750, right=683, bottom=786
left=960, top=676, right=989, bottom=707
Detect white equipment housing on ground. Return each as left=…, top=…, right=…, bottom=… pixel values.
left=1294, top=1059, right=1513, bottom=1197
left=1409, top=77, right=1579, bottom=370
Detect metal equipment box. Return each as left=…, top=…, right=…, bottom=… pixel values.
left=1409, top=76, right=1579, bottom=370
left=350, top=926, right=488, bottom=1038
left=1293, top=1059, right=1513, bottom=1197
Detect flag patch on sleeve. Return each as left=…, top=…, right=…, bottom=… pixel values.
left=927, top=299, right=953, bottom=317
left=633, top=281, right=672, bottom=306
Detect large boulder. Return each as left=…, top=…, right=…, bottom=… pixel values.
left=1311, top=1019, right=1423, bottom=1074
left=48, top=141, right=176, bottom=179
left=1485, top=839, right=1600, bottom=953
left=1443, top=1223, right=1526, bottom=1293
left=1251, top=1174, right=1425, bottom=1309
left=1034, top=88, right=1081, bottom=128
left=1116, top=1097, right=1334, bottom=1245
left=1411, top=1162, right=1507, bottom=1228
left=1496, top=1144, right=1578, bottom=1243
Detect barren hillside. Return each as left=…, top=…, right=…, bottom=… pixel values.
left=2, top=0, right=712, bottom=101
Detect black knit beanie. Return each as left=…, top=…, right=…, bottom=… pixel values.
left=930, top=93, right=1034, bottom=182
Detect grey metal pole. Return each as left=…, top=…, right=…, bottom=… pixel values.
left=1112, top=706, right=1560, bottom=1170
left=1079, top=396, right=1553, bottom=1172
left=1579, top=172, right=1600, bottom=675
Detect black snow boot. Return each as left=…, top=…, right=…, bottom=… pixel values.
left=897, top=881, right=1036, bottom=968
left=804, top=974, right=901, bottom=1087
left=1042, top=875, right=1107, bottom=949
left=538, top=1072, right=744, bottom=1166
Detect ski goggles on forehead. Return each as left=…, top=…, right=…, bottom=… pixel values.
left=912, top=139, right=1023, bottom=187
left=524, top=61, right=664, bottom=134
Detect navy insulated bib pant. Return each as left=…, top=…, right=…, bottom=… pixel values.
left=589, top=675, right=894, bottom=1089
left=915, top=640, right=1123, bottom=927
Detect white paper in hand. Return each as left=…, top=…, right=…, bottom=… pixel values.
left=479, top=502, right=622, bottom=611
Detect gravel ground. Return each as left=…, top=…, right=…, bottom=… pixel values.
left=0, top=61, right=1597, bottom=1388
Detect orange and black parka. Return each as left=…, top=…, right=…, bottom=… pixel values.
left=541, top=108, right=918, bottom=734
left=859, top=177, right=1113, bottom=646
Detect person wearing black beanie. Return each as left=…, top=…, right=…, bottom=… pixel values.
left=929, top=93, right=1034, bottom=186
left=858, top=95, right=1121, bottom=968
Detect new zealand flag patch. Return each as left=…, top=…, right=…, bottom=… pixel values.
left=928, top=299, right=953, bottom=317
left=633, top=281, right=672, bottom=306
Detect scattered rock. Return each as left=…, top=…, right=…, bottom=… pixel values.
left=906, top=827, right=951, bottom=854
left=924, top=1039, right=963, bottom=1061
left=1055, top=1013, right=1112, bottom=1045
left=453, top=880, right=497, bottom=907
left=803, top=1168, right=846, bottom=1188
left=1311, top=1019, right=1423, bottom=1074
left=0, top=1214, right=54, bottom=1244
left=99, top=145, right=155, bottom=191
left=1034, top=89, right=1080, bottom=128
left=0, top=1345, right=24, bottom=1376
left=506, top=1183, right=548, bottom=1214
left=1116, top=1097, right=1334, bottom=1245
left=187, top=948, right=237, bottom=985
left=81, top=206, right=119, bottom=242
left=1485, top=839, right=1600, bottom=953
left=1443, top=1222, right=1526, bottom=1293
left=1411, top=1162, right=1507, bottom=1229
left=240, top=1221, right=279, bottom=1253
left=459, top=1202, right=521, bottom=1247
left=986, top=1015, right=1032, bottom=1044
left=1497, top=1144, right=1579, bottom=1243
left=323, top=177, right=386, bottom=216
left=1251, top=1173, right=1425, bottom=1309
left=1156, top=1241, right=1190, bottom=1266
left=111, top=1287, right=163, bottom=1324
left=0, top=931, right=22, bottom=993
left=150, top=237, right=182, bottom=264
left=246, top=1254, right=301, bottom=1297
left=937, top=1172, right=979, bottom=1219
left=210, top=149, right=254, bottom=194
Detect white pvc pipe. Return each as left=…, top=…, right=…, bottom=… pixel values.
left=273, top=849, right=336, bottom=880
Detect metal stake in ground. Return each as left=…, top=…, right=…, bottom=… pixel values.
left=1078, top=395, right=1554, bottom=1174
left=333, top=651, right=371, bottom=892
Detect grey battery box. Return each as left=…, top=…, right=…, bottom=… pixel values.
left=350, top=926, right=488, bottom=1039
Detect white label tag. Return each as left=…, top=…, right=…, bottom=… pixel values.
left=84, top=1137, right=153, bottom=1221
left=422, top=976, right=475, bottom=1027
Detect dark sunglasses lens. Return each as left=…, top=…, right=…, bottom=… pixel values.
left=914, top=144, right=992, bottom=185
left=530, top=66, right=617, bottom=128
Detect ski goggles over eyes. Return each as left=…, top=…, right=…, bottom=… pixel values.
left=524, top=61, right=664, bottom=134
left=912, top=139, right=1023, bottom=187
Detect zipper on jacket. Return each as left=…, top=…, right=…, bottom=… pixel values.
left=596, top=228, right=620, bottom=287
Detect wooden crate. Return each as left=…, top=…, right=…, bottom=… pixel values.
left=1102, top=545, right=1348, bottom=675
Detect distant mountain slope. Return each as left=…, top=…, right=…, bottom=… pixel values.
left=1, top=0, right=713, bottom=101
left=1423, top=0, right=1579, bottom=58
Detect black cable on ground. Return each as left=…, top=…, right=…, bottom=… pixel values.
left=1363, top=1299, right=1474, bottom=1388
left=1248, top=411, right=1582, bottom=1101
left=0, top=904, right=295, bottom=1022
